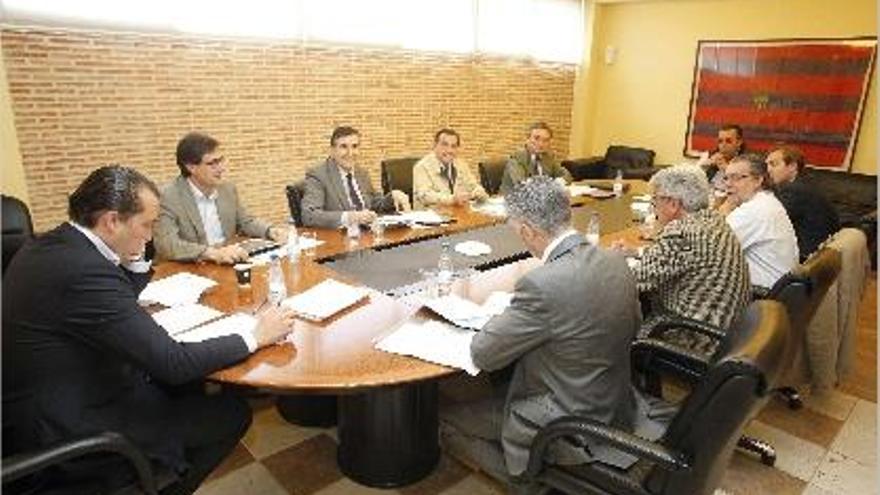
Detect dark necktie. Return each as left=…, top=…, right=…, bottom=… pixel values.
left=441, top=163, right=456, bottom=194
left=346, top=173, right=364, bottom=210
left=532, top=155, right=544, bottom=176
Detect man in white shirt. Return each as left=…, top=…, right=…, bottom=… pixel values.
left=154, top=132, right=287, bottom=264
left=412, top=128, right=488, bottom=209
left=722, top=153, right=799, bottom=289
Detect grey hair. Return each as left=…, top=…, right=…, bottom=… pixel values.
left=504, top=176, right=571, bottom=236
left=730, top=153, right=771, bottom=190
left=648, top=165, right=711, bottom=213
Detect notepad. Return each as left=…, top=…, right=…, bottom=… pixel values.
left=153, top=303, right=224, bottom=336
left=139, top=272, right=217, bottom=307
left=281, top=279, right=371, bottom=321
left=173, top=313, right=257, bottom=343
left=375, top=319, right=480, bottom=375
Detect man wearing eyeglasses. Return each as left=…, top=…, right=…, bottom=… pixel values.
left=154, top=132, right=286, bottom=264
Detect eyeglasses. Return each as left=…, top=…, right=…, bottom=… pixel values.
left=201, top=156, right=225, bottom=167
left=723, top=172, right=754, bottom=182
left=717, top=137, right=738, bottom=144
left=650, top=195, right=673, bottom=207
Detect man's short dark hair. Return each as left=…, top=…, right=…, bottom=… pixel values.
left=434, top=128, right=460, bottom=146
left=68, top=165, right=159, bottom=228
left=775, top=145, right=806, bottom=172
left=719, top=123, right=744, bottom=141
left=527, top=122, right=553, bottom=138
left=176, top=132, right=219, bottom=177
left=331, top=126, right=359, bottom=146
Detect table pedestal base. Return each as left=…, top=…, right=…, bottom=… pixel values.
left=337, top=382, right=439, bottom=488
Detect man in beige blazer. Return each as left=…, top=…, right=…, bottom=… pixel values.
left=412, top=128, right=487, bottom=210
left=154, top=132, right=285, bottom=264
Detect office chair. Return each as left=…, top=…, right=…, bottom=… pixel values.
left=478, top=159, right=507, bottom=196
left=380, top=157, right=418, bottom=209
left=2, top=195, right=34, bottom=272
left=285, top=181, right=306, bottom=227
left=522, top=300, right=789, bottom=495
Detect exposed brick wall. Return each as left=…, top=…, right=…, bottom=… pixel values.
left=2, top=26, right=575, bottom=231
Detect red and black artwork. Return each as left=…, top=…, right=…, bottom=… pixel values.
left=685, top=38, right=876, bottom=171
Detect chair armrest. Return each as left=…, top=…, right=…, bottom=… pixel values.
left=647, top=314, right=726, bottom=341
left=2, top=432, right=159, bottom=495
left=524, top=416, right=690, bottom=479
left=631, top=337, right=711, bottom=385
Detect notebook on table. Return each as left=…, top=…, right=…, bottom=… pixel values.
left=281, top=278, right=371, bottom=321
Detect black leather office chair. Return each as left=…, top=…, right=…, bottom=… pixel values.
left=2, top=195, right=34, bottom=272
left=381, top=157, right=418, bottom=209
left=563, top=146, right=660, bottom=181
left=285, top=181, right=306, bottom=227
left=478, top=159, right=507, bottom=196
left=522, top=300, right=789, bottom=495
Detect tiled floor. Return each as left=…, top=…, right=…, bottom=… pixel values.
left=196, top=276, right=877, bottom=495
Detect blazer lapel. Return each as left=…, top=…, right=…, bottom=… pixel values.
left=546, top=233, right=586, bottom=264
left=327, top=160, right=354, bottom=210
left=176, top=177, right=208, bottom=244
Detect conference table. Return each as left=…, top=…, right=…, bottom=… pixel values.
left=152, top=180, right=650, bottom=488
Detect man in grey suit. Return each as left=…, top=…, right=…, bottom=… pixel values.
left=301, top=126, right=409, bottom=228
left=154, top=132, right=286, bottom=264
left=441, top=177, right=658, bottom=488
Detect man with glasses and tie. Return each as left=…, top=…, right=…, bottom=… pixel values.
left=412, top=128, right=488, bottom=210
left=301, top=126, right=409, bottom=228
left=154, top=132, right=286, bottom=264
left=499, top=121, right=571, bottom=195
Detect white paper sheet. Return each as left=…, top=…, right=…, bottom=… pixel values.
left=173, top=313, right=257, bottom=343
left=152, top=303, right=223, bottom=336
left=138, top=272, right=217, bottom=307
left=281, top=278, right=371, bottom=321
left=568, top=184, right=597, bottom=197
left=422, top=292, right=512, bottom=330
left=375, top=319, right=480, bottom=375
left=454, top=240, right=492, bottom=257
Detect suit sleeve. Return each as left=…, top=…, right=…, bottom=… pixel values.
left=66, top=266, right=250, bottom=385
left=457, top=163, right=488, bottom=201
left=499, top=158, right=524, bottom=196
left=302, top=169, right=344, bottom=228
left=547, top=159, right=573, bottom=183
left=231, top=185, right=271, bottom=238
left=471, top=276, right=552, bottom=371
left=153, top=195, right=208, bottom=262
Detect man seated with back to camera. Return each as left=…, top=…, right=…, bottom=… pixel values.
left=301, top=125, right=409, bottom=228
left=439, top=177, right=665, bottom=491
left=765, top=145, right=840, bottom=262
left=153, top=131, right=287, bottom=264
left=615, top=165, right=751, bottom=357
left=2, top=165, right=296, bottom=495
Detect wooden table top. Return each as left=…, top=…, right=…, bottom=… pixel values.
left=152, top=180, right=650, bottom=393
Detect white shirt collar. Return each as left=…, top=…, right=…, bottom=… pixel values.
left=69, top=221, right=121, bottom=265
left=188, top=178, right=218, bottom=201
left=541, top=228, right=578, bottom=264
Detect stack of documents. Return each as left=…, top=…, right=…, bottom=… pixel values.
left=423, top=292, right=513, bottom=330
left=152, top=303, right=224, bottom=336
left=375, top=319, right=480, bottom=375
left=174, top=313, right=257, bottom=343
left=454, top=240, right=492, bottom=257
left=139, top=272, right=217, bottom=307
left=281, top=278, right=371, bottom=321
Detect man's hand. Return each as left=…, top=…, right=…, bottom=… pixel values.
left=709, top=152, right=727, bottom=167
left=351, top=210, right=378, bottom=225
left=203, top=244, right=249, bottom=265
left=252, top=305, right=296, bottom=348
left=453, top=190, right=471, bottom=205
left=268, top=226, right=287, bottom=243
left=390, top=190, right=411, bottom=212
left=717, top=196, right=739, bottom=216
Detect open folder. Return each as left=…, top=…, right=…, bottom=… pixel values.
left=281, top=278, right=371, bottom=321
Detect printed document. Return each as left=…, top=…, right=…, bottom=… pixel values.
left=281, top=278, right=371, bottom=321
left=153, top=303, right=223, bottom=336
left=375, top=319, right=480, bottom=375
left=139, top=272, right=217, bottom=307
left=423, top=292, right=512, bottom=330
left=173, top=313, right=257, bottom=343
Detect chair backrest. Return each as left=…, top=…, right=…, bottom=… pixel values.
left=604, top=145, right=655, bottom=175
left=2, top=195, right=34, bottom=272
left=478, top=159, right=507, bottom=196
left=644, top=300, right=789, bottom=495
left=381, top=157, right=418, bottom=208
left=285, top=182, right=306, bottom=227
left=561, top=158, right=608, bottom=181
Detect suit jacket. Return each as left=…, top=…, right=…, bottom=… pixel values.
left=2, top=223, right=250, bottom=469
left=471, top=234, right=643, bottom=475
left=154, top=176, right=271, bottom=261
left=775, top=175, right=840, bottom=262
left=499, top=148, right=572, bottom=196
left=412, top=153, right=487, bottom=209
left=301, top=158, right=393, bottom=228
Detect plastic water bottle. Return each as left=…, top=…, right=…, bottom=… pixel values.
left=586, top=212, right=600, bottom=246
left=267, top=254, right=287, bottom=306
left=437, top=241, right=454, bottom=297
left=613, top=168, right=624, bottom=196
left=286, top=224, right=299, bottom=260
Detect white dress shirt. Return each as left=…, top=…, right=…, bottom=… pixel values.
left=188, top=179, right=225, bottom=246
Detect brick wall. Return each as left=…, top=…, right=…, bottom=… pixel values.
left=2, top=26, right=575, bottom=231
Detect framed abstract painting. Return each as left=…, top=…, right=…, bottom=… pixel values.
left=684, top=37, right=876, bottom=172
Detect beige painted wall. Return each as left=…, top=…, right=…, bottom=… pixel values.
left=0, top=36, right=29, bottom=203
left=572, top=0, right=878, bottom=175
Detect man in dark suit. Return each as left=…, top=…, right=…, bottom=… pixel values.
left=440, top=177, right=661, bottom=487
left=301, top=126, right=409, bottom=228
left=3, top=166, right=295, bottom=494
left=499, top=122, right=572, bottom=196
left=766, top=145, right=840, bottom=261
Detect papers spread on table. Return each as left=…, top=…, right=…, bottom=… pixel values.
left=296, top=235, right=325, bottom=251
left=568, top=184, right=617, bottom=199
left=454, top=240, right=492, bottom=257
left=471, top=197, right=507, bottom=217
left=139, top=272, right=217, bottom=307
left=379, top=210, right=449, bottom=226
left=173, top=313, right=257, bottom=343
left=375, top=319, right=480, bottom=375
left=281, top=278, right=371, bottom=321
left=422, top=292, right=513, bottom=330
left=153, top=303, right=224, bottom=336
